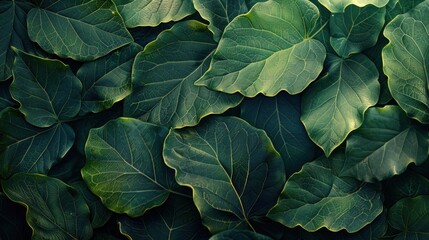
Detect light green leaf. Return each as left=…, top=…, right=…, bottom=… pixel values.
left=382, top=0, right=429, bottom=123
left=0, top=108, right=74, bottom=178
left=388, top=195, right=429, bottom=239
left=0, top=193, right=32, bottom=240
left=338, top=106, right=429, bottom=182
left=10, top=49, right=82, bottom=128
left=77, top=43, right=142, bottom=115
left=330, top=4, right=385, bottom=58
left=27, top=0, right=133, bottom=61
left=118, top=195, right=210, bottom=239
left=124, top=20, right=242, bottom=129
left=209, top=229, right=273, bottom=240
left=1, top=173, right=93, bottom=240
left=268, top=157, right=383, bottom=233
left=82, top=117, right=182, bottom=217
left=0, top=0, right=35, bottom=81
left=113, top=0, right=195, bottom=27
left=163, top=116, right=286, bottom=233
left=240, top=93, right=316, bottom=176
left=195, top=0, right=326, bottom=97
left=301, top=54, right=380, bottom=157
left=318, top=0, right=389, bottom=13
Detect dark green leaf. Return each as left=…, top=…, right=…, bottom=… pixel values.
left=48, top=147, right=85, bottom=182
left=113, top=0, right=195, bottom=27
left=163, top=116, right=286, bottom=233
left=124, top=20, right=242, bottom=128
left=240, top=93, right=316, bottom=176
left=386, top=0, right=425, bottom=22
left=318, top=0, right=389, bottom=13
left=82, top=117, right=181, bottom=217
left=195, top=0, right=326, bottom=97
left=77, top=43, right=142, bottom=115
left=384, top=171, right=429, bottom=207
left=0, top=108, right=74, bottom=178
left=1, top=173, right=93, bottom=240
left=268, top=157, right=383, bottom=233
left=338, top=105, right=429, bottom=182
left=382, top=0, right=429, bottom=123
left=301, top=54, right=380, bottom=156
left=209, top=229, right=273, bottom=240
left=330, top=4, right=385, bottom=58
left=129, top=23, right=174, bottom=47
left=388, top=195, right=429, bottom=239
left=0, top=193, right=32, bottom=240
left=118, top=195, right=210, bottom=239
left=27, top=0, right=133, bottom=61
left=10, top=49, right=82, bottom=128
left=0, top=79, right=15, bottom=111
left=0, top=0, right=35, bottom=81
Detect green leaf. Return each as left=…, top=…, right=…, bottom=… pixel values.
left=0, top=193, right=32, bottom=240
left=0, top=108, right=74, bottom=178
left=70, top=180, right=112, bottom=229
left=1, top=173, right=93, bottom=240
left=382, top=0, right=429, bottom=123
left=118, top=195, right=210, bottom=239
left=386, top=0, right=425, bottom=22
left=27, top=0, right=133, bottom=61
left=0, top=0, right=35, bottom=81
left=318, top=0, right=389, bottom=13
left=329, top=4, right=386, bottom=58
left=163, top=116, right=286, bottom=233
left=48, top=148, right=85, bottom=182
left=209, top=229, right=273, bottom=240
left=82, top=117, right=181, bottom=217
left=124, top=20, right=242, bottom=128
left=129, top=23, right=174, bottom=47
left=338, top=106, right=429, bottom=182
left=195, top=0, right=326, bottom=97
left=77, top=43, right=142, bottom=115
left=113, top=0, right=195, bottom=27
left=301, top=54, right=380, bottom=156
left=10, top=49, right=82, bottom=128
left=268, top=157, right=383, bottom=233
left=388, top=195, right=429, bottom=239
left=384, top=171, right=429, bottom=207
left=240, top=93, right=316, bottom=176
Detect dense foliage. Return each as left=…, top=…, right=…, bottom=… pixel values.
left=1, top=0, right=429, bottom=239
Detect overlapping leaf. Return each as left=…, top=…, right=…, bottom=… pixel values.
left=1, top=173, right=93, bottom=240
left=240, top=93, right=315, bottom=176
left=384, top=172, right=429, bottom=206
left=195, top=0, right=326, bottom=97
left=385, top=0, right=425, bottom=22
left=210, top=229, right=273, bottom=240
left=124, top=20, right=242, bottom=128
left=383, top=0, right=429, bottom=123
left=82, top=118, right=182, bottom=217
left=301, top=54, right=380, bottom=156
left=27, top=0, right=133, bottom=61
left=113, top=0, right=195, bottom=27
left=0, top=108, right=74, bottom=178
left=268, top=157, right=383, bottom=233
left=77, top=43, right=142, bottom=115
left=337, top=106, right=429, bottom=182
left=10, top=49, right=82, bottom=128
left=163, top=116, right=285, bottom=233
left=318, top=0, right=389, bottom=13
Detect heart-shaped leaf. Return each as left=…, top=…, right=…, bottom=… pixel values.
left=163, top=116, right=286, bottom=233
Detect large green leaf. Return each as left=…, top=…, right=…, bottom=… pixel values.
left=301, top=54, right=380, bottom=156
left=330, top=4, right=385, bottom=58
left=113, top=0, right=195, bottom=27
left=382, top=0, right=429, bottom=123
left=77, top=43, right=142, bottom=115
left=124, top=20, right=242, bottom=129
left=318, top=0, right=389, bottom=12
left=240, top=93, right=316, bottom=176
left=210, top=229, right=273, bottom=240
left=1, top=173, right=93, bottom=240
left=0, top=0, right=35, bottom=81
left=27, top=0, right=133, bottom=61
left=118, top=195, right=210, bottom=239
left=163, top=116, right=286, bottom=233
left=195, top=0, right=326, bottom=97
left=337, top=106, right=429, bottom=182
left=0, top=193, right=32, bottom=240
left=384, top=171, right=429, bottom=207
left=268, top=157, right=383, bottom=233
left=82, top=117, right=183, bottom=217
left=388, top=195, right=429, bottom=239
left=0, top=108, right=74, bottom=178
left=10, top=49, right=82, bottom=128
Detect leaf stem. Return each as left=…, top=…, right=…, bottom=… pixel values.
left=309, top=20, right=329, bottom=39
